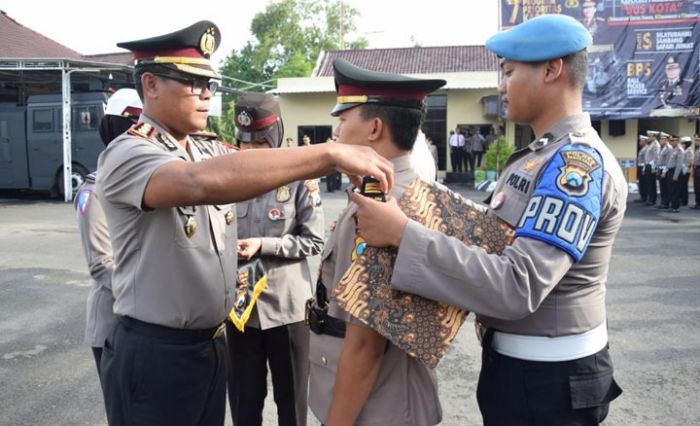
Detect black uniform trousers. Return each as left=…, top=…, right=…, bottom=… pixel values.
left=680, top=171, right=690, bottom=206
left=226, top=320, right=309, bottom=426
left=463, top=149, right=474, bottom=173
left=658, top=170, right=670, bottom=207
left=636, top=165, right=647, bottom=201
left=477, top=331, right=622, bottom=426
left=101, top=316, right=227, bottom=426
left=644, top=165, right=657, bottom=204
left=450, top=147, right=463, bottom=172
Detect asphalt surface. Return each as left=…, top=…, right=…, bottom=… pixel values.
left=0, top=185, right=699, bottom=425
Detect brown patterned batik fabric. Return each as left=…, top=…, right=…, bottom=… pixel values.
left=334, top=179, right=515, bottom=368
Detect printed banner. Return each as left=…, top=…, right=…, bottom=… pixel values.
left=500, top=0, right=700, bottom=119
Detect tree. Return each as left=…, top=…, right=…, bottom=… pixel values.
left=219, top=0, right=367, bottom=91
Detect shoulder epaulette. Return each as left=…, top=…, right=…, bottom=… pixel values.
left=127, top=122, right=156, bottom=140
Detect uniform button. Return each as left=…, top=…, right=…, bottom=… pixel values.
left=321, top=356, right=327, bottom=365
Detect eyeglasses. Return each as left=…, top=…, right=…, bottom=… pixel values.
left=150, top=72, right=219, bottom=96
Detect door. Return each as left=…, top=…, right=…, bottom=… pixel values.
left=26, top=107, right=61, bottom=190
left=0, top=107, right=29, bottom=189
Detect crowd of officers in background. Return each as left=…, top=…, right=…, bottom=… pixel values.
left=636, top=131, right=700, bottom=212
left=448, top=126, right=498, bottom=173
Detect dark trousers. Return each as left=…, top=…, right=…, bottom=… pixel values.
left=474, top=151, right=484, bottom=169
left=695, top=171, right=700, bottom=205
left=101, top=317, right=227, bottom=426
left=645, top=166, right=657, bottom=203
left=637, top=166, right=647, bottom=201
left=450, top=147, right=463, bottom=172
left=477, top=332, right=622, bottom=426
left=463, top=151, right=474, bottom=173
left=680, top=172, right=690, bottom=206
left=669, top=168, right=681, bottom=210
left=226, top=321, right=309, bottom=426
left=325, top=172, right=341, bottom=192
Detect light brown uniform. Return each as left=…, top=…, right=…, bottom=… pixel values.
left=309, top=154, right=442, bottom=426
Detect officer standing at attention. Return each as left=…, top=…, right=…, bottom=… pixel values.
left=74, top=88, right=142, bottom=390
left=666, top=135, right=683, bottom=213
left=351, top=14, right=624, bottom=425
left=657, top=131, right=672, bottom=209
left=644, top=130, right=661, bottom=205
left=96, top=21, right=394, bottom=426
left=226, top=92, right=324, bottom=426
left=635, top=134, right=648, bottom=203
left=680, top=136, right=693, bottom=207
left=693, top=135, right=700, bottom=209
left=308, top=59, right=444, bottom=426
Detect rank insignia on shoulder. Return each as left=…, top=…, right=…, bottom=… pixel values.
left=127, top=122, right=156, bottom=139
left=276, top=185, right=291, bottom=203
left=156, top=133, right=178, bottom=151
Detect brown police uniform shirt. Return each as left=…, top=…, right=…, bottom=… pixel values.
left=309, top=154, right=442, bottom=426
left=391, top=113, right=627, bottom=337
left=96, top=115, right=237, bottom=329
left=237, top=179, right=324, bottom=329
left=74, top=174, right=117, bottom=347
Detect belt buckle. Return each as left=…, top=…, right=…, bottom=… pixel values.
left=212, top=323, right=225, bottom=340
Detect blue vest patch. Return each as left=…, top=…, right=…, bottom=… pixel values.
left=515, top=144, right=604, bottom=262
left=77, top=189, right=93, bottom=215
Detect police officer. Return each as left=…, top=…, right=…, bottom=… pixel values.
left=308, top=59, right=444, bottom=426
left=225, top=92, right=324, bottom=426
left=657, top=132, right=672, bottom=209
left=644, top=130, right=661, bottom=205
left=680, top=136, right=693, bottom=206
left=635, top=134, right=648, bottom=203
left=96, top=21, right=394, bottom=426
left=666, top=136, right=683, bottom=212
left=74, top=88, right=142, bottom=390
left=352, top=14, right=624, bottom=425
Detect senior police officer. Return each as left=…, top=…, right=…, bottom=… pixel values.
left=635, top=134, right=648, bottom=202
left=351, top=14, right=624, bottom=425
left=644, top=130, right=661, bottom=205
left=226, top=92, right=324, bottom=426
left=74, top=88, right=142, bottom=393
left=307, top=59, right=444, bottom=426
left=96, top=21, right=394, bottom=426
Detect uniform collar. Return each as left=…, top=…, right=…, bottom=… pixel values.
left=139, top=114, right=194, bottom=157
left=528, top=112, right=592, bottom=152
left=390, top=153, right=412, bottom=174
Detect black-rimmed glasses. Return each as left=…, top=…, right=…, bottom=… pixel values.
left=150, top=73, right=219, bottom=96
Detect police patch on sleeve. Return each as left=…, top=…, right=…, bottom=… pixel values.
left=77, top=189, right=93, bottom=215
left=515, top=144, right=604, bottom=262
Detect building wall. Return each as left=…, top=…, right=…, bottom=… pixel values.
left=278, top=92, right=337, bottom=144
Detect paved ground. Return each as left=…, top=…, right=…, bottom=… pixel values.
left=0, top=185, right=699, bottom=425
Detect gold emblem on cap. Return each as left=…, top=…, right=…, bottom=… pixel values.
left=185, top=216, right=198, bottom=238
left=199, top=27, right=216, bottom=57
left=225, top=210, right=234, bottom=225
left=237, top=110, right=252, bottom=127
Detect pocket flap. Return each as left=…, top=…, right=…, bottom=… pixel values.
left=569, top=370, right=622, bottom=409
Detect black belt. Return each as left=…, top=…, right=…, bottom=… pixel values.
left=119, top=316, right=225, bottom=343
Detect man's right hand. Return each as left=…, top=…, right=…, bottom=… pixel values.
left=329, top=144, right=394, bottom=194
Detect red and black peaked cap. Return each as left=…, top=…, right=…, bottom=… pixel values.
left=331, top=58, right=446, bottom=116
left=234, top=92, right=284, bottom=147
left=117, top=21, right=221, bottom=79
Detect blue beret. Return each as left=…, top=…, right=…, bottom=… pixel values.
left=486, top=14, right=592, bottom=62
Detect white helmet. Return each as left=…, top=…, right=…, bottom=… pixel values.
left=105, top=88, right=143, bottom=118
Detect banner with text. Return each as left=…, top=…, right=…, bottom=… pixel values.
left=500, top=0, right=699, bottom=120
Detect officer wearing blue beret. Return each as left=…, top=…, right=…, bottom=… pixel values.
left=97, top=21, right=395, bottom=426
left=351, top=14, right=624, bottom=425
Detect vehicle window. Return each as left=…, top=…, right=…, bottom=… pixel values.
left=33, top=109, right=54, bottom=132
left=72, top=105, right=100, bottom=131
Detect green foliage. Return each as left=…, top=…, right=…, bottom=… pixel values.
left=220, top=0, right=367, bottom=90
left=208, top=99, right=237, bottom=144
left=484, top=136, right=514, bottom=174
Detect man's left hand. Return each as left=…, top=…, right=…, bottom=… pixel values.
left=349, top=191, right=408, bottom=248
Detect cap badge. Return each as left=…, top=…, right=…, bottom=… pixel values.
left=490, top=191, right=506, bottom=210
left=237, top=110, right=252, bottom=128
left=199, top=27, right=216, bottom=57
